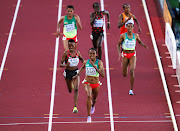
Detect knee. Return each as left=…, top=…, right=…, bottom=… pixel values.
left=130, top=69, right=134, bottom=76
left=68, top=89, right=72, bottom=93
left=74, top=88, right=78, bottom=93
left=87, top=95, right=92, bottom=100
left=123, top=73, right=127, bottom=77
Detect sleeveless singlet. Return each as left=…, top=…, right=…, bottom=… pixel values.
left=63, top=15, right=77, bottom=38
left=65, top=50, right=79, bottom=67
left=122, top=33, right=136, bottom=50
left=120, top=13, right=134, bottom=34
left=85, top=59, right=99, bottom=77
left=92, top=12, right=104, bottom=34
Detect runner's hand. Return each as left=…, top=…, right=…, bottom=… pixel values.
left=107, top=23, right=110, bottom=29
left=138, top=28, right=141, bottom=34
left=118, top=54, right=121, bottom=61
left=66, top=62, right=70, bottom=67
left=72, top=74, right=78, bottom=80
left=89, top=60, right=95, bottom=66
left=56, top=31, right=60, bottom=37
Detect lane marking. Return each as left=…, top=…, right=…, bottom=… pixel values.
left=171, top=75, right=178, bottom=77
left=104, top=68, right=114, bottom=70
left=176, top=101, right=180, bottom=104
left=51, top=33, right=63, bottom=35
left=165, top=56, right=171, bottom=58
left=100, top=0, right=114, bottom=131
left=173, top=85, right=180, bottom=87
left=5, top=33, right=16, bottom=35
left=175, top=90, right=180, bottom=92
left=49, top=68, right=61, bottom=70
left=0, top=120, right=172, bottom=126
left=168, top=65, right=173, bottom=68
left=162, top=44, right=166, bottom=46
left=13, top=5, right=23, bottom=7
left=104, top=114, right=119, bottom=116
left=44, top=114, right=58, bottom=116
left=0, top=0, right=21, bottom=80
left=48, top=0, right=62, bottom=131
left=3, top=68, right=8, bottom=71
left=142, top=0, right=178, bottom=130
left=165, top=52, right=170, bottom=54
left=154, top=68, right=159, bottom=69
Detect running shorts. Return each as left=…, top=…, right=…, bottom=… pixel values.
left=63, top=68, right=78, bottom=79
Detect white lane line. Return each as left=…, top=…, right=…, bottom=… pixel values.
left=0, top=120, right=172, bottom=126
left=48, top=0, right=62, bottom=131
left=142, top=0, right=178, bottom=131
left=100, top=0, right=114, bottom=131
left=0, top=0, right=21, bottom=80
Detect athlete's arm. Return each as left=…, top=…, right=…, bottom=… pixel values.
left=132, top=15, right=141, bottom=34
left=56, top=16, right=64, bottom=37
left=135, top=34, right=148, bottom=48
left=118, top=14, right=132, bottom=28
left=77, top=51, right=84, bottom=63
left=89, top=60, right=105, bottom=77
left=74, top=14, right=82, bottom=30
left=60, top=51, right=69, bottom=67
left=117, top=34, right=125, bottom=60
left=102, top=11, right=110, bottom=29
left=72, top=60, right=87, bottom=80
left=118, top=14, right=123, bottom=28
left=90, top=12, right=96, bottom=26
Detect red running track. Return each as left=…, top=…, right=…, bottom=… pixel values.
left=0, top=0, right=178, bottom=130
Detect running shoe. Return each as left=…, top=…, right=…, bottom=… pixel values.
left=87, top=116, right=91, bottom=123
left=129, top=90, right=134, bottom=95
left=73, top=107, right=78, bottom=113
left=90, top=106, right=95, bottom=114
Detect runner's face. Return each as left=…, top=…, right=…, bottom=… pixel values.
left=67, top=8, right=74, bottom=16
left=124, top=5, right=130, bottom=14
left=89, top=50, right=97, bottom=60
left=126, top=24, right=134, bottom=33
left=93, top=4, right=100, bottom=12
left=68, top=42, right=75, bottom=51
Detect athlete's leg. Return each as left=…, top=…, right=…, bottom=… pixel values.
left=65, top=79, right=73, bottom=93
left=122, top=56, right=129, bottom=77
left=129, top=56, right=136, bottom=90
left=84, top=84, right=92, bottom=116
left=92, top=86, right=100, bottom=107
left=73, top=75, right=80, bottom=107
left=63, top=40, right=68, bottom=51
left=96, top=35, right=104, bottom=60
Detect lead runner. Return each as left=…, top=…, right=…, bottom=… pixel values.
left=73, top=48, right=105, bottom=123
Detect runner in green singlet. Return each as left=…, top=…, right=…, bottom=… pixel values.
left=73, top=48, right=105, bottom=123
left=117, top=21, right=148, bottom=95
left=57, top=5, right=82, bottom=50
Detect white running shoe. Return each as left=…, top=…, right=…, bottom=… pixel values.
left=90, top=106, right=95, bottom=114
left=129, top=90, right=134, bottom=95
left=87, top=116, right=91, bottom=123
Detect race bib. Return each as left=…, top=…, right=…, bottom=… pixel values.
left=93, top=19, right=103, bottom=27
left=124, top=40, right=136, bottom=49
left=86, top=67, right=96, bottom=76
left=65, top=23, right=75, bottom=32
left=68, top=58, right=79, bottom=67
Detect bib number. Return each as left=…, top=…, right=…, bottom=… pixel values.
left=86, top=67, right=96, bottom=76
left=93, top=19, right=103, bottom=27
left=68, top=58, right=79, bottom=67
left=65, top=23, right=75, bottom=32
